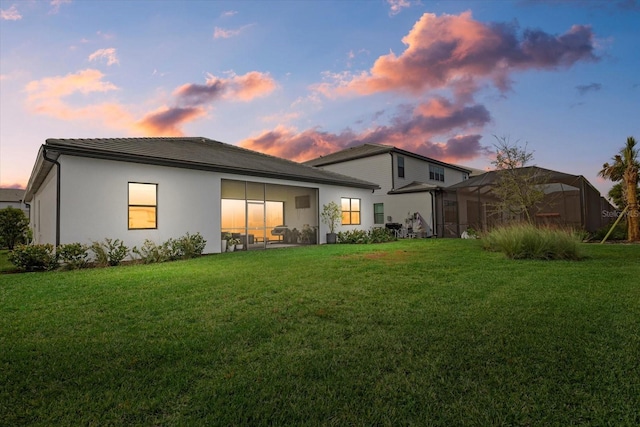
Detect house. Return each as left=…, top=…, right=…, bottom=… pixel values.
left=305, top=143, right=472, bottom=237
left=23, top=137, right=379, bottom=253
left=445, top=166, right=614, bottom=235
left=0, top=188, right=29, bottom=216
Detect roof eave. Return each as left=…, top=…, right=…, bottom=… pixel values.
left=42, top=143, right=380, bottom=191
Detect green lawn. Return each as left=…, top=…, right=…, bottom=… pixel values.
left=0, top=249, right=17, bottom=273
left=1, top=240, right=639, bottom=426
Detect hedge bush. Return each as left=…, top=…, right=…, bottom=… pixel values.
left=90, top=238, right=130, bottom=267
left=132, top=232, right=207, bottom=264
left=8, top=244, right=58, bottom=271
left=337, top=228, right=396, bottom=244
left=57, top=243, right=89, bottom=270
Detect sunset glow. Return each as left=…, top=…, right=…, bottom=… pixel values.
left=1, top=1, right=638, bottom=195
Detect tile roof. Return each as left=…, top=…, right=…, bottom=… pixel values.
left=25, top=137, right=379, bottom=199
left=304, top=143, right=471, bottom=173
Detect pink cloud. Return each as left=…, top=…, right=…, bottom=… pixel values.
left=1, top=182, right=26, bottom=190
left=174, top=71, right=276, bottom=106
left=387, top=0, right=411, bottom=16
left=23, top=69, right=135, bottom=129
left=1, top=5, right=21, bottom=20
left=88, top=48, right=119, bottom=66
left=136, top=107, right=206, bottom=136
left=323, top=11, right=597, bottom=99
left=25, top=69, right=117, bottom=102
left=240, top=99, right=491, bottom=163
left=23, top=69, right=276, bottom=137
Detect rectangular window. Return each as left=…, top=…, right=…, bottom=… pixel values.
left=397, top=156, right=405, bottom=178
left=429, top=165, right=445, bottom=182
left=128, top=182, right=157, bottom=229
left=374, top=203, right=384, bottom=224
left=341, top=197, right=361, bottom=225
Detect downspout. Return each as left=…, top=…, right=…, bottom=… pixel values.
left=428, top=190, right=436, bottom=237
left=579, top=178, right=586, bottom=230
left=390, top=153, right=395, bottom=190
left=42, top=147, right=61, bottom=247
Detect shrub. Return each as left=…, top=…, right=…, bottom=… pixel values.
left=482, top=223, right=582, bottom=260
left=8, top=244, right=58, bottom=271
left=132, top=233, right=207, bottom=264
left=592, top=222, right=627, bottom=242
left=132, top=239, right=171, bottom=264
left=0, top=207, right=29, bottom=250
left=90, top=238, right=129, bottom=267
left=175, top=232, right=207, bottom=258
left=338, top=228, right=396, bottom=244
left=57, top=243, right=89, bottom=270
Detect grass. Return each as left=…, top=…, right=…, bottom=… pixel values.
left=0, top=249, right=17, bottom=273
left=1, top=240, right=639, bottom=426
left=482, top=223, right=583, bottom=260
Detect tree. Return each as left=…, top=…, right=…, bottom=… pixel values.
left=0, top=207, right=29, bottom=250
left=490, top=136, right=548, bottom=223
left=599, top=136, right=640, bottom=242
left=607, top=182, right=640, bottom=211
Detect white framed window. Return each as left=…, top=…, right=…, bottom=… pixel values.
left=128, top=182, right=157, bottom=229
left=429, top=165, right=445, bottom=182
left=341, top=197, right=361, bottom=225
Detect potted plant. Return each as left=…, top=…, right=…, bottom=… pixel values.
left=227, top=236, right=240, bottom=252
left=221, top=233, right=231, bottom=252
left=321, top=201, right=341, bottom=244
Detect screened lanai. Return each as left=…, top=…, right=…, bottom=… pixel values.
left=443, top=167, right=612, bottom=236
left=221, top=179, right=319, bottom=250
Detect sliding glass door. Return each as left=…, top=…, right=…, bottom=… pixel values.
left=221, top=179, right=318, bottom=250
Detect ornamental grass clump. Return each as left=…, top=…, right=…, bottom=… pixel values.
left=483, top=223, right=582, bottom=260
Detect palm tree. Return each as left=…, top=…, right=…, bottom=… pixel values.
left=599, top=137, right=639, bottom=241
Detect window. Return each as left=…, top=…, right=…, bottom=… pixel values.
left=374, top=203, right=384, bottom=224
left=128, top=182, right=157, bottom=229
left=429, top=165, right=445, bottom=182
left=397, top=156, right=405, bottom=178
left=341, top=197, right=361, bottom=225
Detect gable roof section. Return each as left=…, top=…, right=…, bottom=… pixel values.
left=0, top=188, right=25, bottom=202
left=304, top=143, right=471, bottom=173
left=25, top=137, right=379, bottom=201
left=388, top=181, right=442, bottom=194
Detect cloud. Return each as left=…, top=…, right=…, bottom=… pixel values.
left=24, top=69, right=136, bottom=129
left=213, top=24, right=253, bottom=39
left=136, top=107, right=206, bottom=136
left=320, top=11, right=598, bottom=100
left=50, top=0, right=71, bottom=14
left=23, top=68, right=277, bottom=137
left=240, top=99, right=492, bottom=162
left=25, top=69, right=118, bottom=103
left=576, top=82, right=602, bottom=95
left=88, top=48, right=119, bottom=66
left=174, top=71, right=276, bottom=106
left=388, top=0, right=411, bottom=16
left=1, top=4, right=21, bottom=20
left=221, top=10, right=238, bottom=18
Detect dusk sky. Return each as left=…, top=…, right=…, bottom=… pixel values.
left=1, top=0, right=638, bottom=197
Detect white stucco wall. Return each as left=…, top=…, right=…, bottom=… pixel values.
left=317, top=185, right=375, bottom=242
left=315, top=154, right=392, bottom=195
left=30, top=166, right=58, bottom=246
left=56, top=155, right=219, bottom=253
left=30, top=154, right=376, bottom=252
